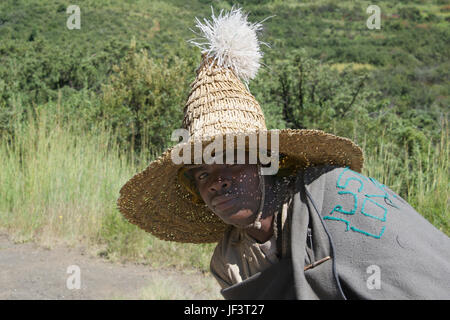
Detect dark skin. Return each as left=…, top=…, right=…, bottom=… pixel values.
left=189, top=164, right=283, bottom=243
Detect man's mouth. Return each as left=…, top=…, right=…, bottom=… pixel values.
left=212, top=194, right=239, bottom=210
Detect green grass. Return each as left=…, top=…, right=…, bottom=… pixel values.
left=362, top=117, right=449, bottom=233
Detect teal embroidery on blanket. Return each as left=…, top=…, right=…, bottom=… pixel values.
left=330, top=191, right=357, bottom=215
left=361, top=197, right=387, bottom=222
left=350, top=225, right=386, bottom=239
left=367, top=177, right=400, bottom=209
left=336, top=167, right=368, bottom=192
left=322, top=216, right=386, bottom=239
left=323, top=167, right=400, bottom=239
left=323, top=216, right=351, bottom=231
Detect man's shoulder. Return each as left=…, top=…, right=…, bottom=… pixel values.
left=292, top=165, right=346, bottom=190
left=301, top=165, right=343, bottom=183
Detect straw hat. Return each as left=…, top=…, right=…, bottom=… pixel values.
left=117, top=7, right=364, bottom=243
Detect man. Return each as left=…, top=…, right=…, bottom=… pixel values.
left=184, top=160, right=450, bottom=299
left=117, top=7, right=450, bottom=299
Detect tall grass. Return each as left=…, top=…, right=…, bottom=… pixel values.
left=0, top=102, right=215, bottom=270
left=362, top=117, right=449, bottom=233
left=0, top=102, right=448, bottom=274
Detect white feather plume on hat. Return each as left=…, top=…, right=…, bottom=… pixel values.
left=187, top=6, right=272, bottom=85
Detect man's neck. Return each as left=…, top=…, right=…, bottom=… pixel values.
left=246, top=175, right=290, bottom=243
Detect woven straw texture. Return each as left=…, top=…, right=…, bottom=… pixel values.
left=183, top=53, right=267, bottom=138
left=117, top=54, right=364, bottom=243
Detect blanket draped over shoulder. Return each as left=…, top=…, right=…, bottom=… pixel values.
left=221, top=166, right=450, bottom=300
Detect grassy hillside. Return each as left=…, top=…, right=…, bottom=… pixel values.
left=0, top=0, right=448, bottom=270
left=1, top=0, right=448, bottom=115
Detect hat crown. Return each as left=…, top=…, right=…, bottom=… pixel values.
left=182, top=54, right=267, bottom=140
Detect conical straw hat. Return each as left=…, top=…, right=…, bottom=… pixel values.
left=117, top=7, right=364, bottom=243
left=183, top=52, right=267, bottom=139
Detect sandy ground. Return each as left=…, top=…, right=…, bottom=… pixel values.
left=0, top=233, right=221, bottom=300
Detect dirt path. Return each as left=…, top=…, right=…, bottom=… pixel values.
left=0, top=233, right=221, bottom=300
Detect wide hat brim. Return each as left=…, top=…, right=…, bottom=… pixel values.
left=116, top=129, right=364, bottom=243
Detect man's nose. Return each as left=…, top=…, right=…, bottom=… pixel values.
left=208, top=176, right=231, bottom=193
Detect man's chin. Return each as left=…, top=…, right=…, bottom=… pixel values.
left=224, top=208, right=256, bottom=227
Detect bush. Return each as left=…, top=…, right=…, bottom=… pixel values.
left=254, top=49, right=390, bottom=141
left=96, top=39, right=196, bottom=156
left=398, top=7, right=422, bottom=22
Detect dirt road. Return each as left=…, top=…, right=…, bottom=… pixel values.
left=0, top=233, right=221, bottom=300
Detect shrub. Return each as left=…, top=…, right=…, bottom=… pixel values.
left=97, top=39, right=196, bottom=157
left=398, top=7, right=423, bottom=22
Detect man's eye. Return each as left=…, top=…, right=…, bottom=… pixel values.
left=197, top=172, right=208, bottom=180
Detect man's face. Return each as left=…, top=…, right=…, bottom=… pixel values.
left=189, top=164, right=262, bottom=227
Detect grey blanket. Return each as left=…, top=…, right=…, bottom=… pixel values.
left=221, top=165, right=450, bottom=299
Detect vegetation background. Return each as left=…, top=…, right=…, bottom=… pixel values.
left=0, top=0, right=448, bottom=276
